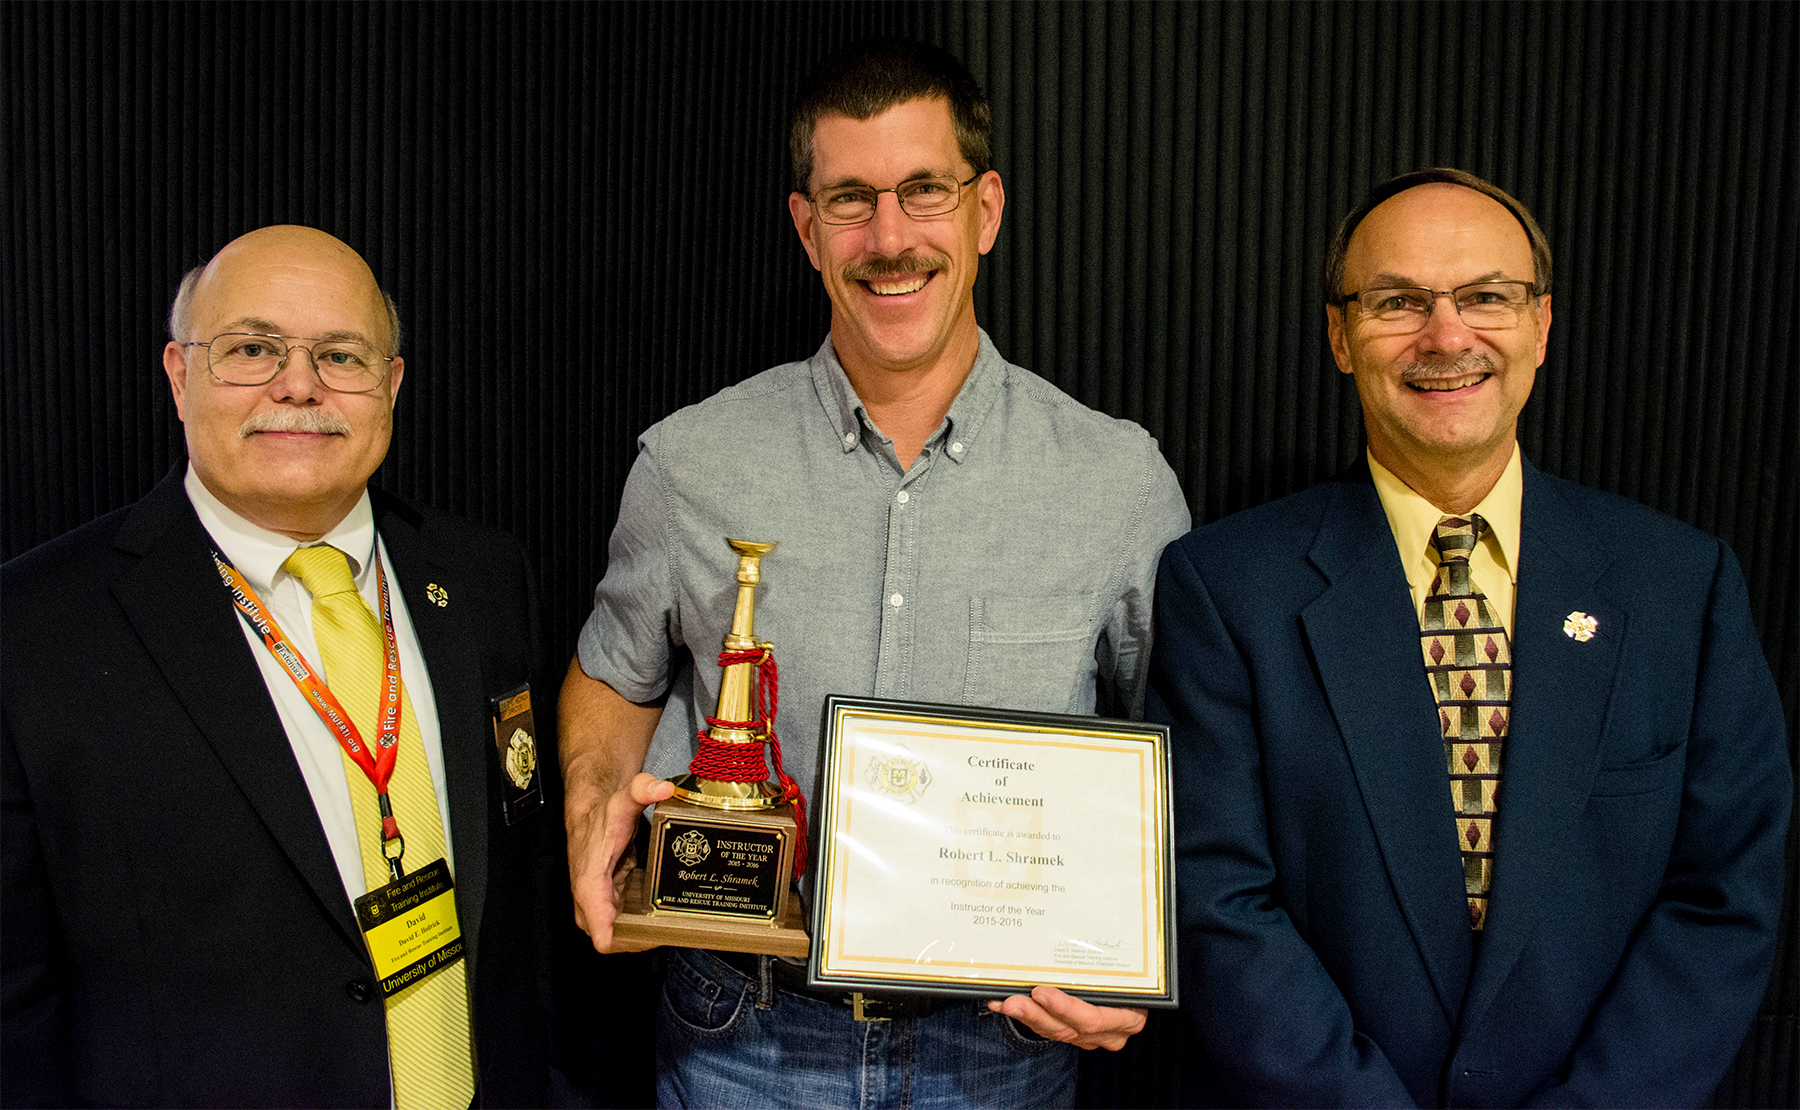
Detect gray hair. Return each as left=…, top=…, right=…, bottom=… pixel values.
left=166, top=265, right=204, bottom=344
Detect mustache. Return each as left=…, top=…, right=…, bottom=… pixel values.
left=1400, top=352, right=1498, bottom=382
left=842, top=250, right=949, bottom=283
left=237, top=409, right=353, bottom=438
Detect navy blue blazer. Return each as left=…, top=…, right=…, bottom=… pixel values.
left=1148, top=459, right=1789, bottom=1108
left=1, top=470, right=556, bottom=1108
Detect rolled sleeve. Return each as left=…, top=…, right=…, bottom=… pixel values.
left=1096, top=436, right=1191, bottom=718
left=576, top=444, right=680, bottom=702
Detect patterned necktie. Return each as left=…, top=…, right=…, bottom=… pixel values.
left=1418, top=515, right=1511, bottom=931
left=283, top=545, right=476, bottom=1109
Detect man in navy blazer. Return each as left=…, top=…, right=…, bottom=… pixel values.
left=1149, top=169, right=1790, bottom=1107
left=1, top=227, right=554, bottom=1106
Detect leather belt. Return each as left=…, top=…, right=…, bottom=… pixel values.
left=713, top=950, right=960, bottom=1021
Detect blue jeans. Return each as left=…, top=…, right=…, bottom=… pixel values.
left=656, top=947, right=1076, bottom=1109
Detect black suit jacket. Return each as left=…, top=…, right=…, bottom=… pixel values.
left=1, top=470, right=554, bottom=1108
left=1148, top=460, right=1791, bottom=1108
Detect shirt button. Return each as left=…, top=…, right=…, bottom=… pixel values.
left=889, top=593, right=904, bottom=607
left=345, top=978, right=374, bottom=1004
left=950, top=441, right=964, bottom=454
left=844, top=432, right=857, bottom=446
left=896, top=491, right=910, bottom=504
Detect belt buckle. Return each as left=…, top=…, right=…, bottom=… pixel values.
left=850, top=992, right=890, bottom=1022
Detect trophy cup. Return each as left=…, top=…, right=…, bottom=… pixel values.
left=612, top=539, right=810, bottom=956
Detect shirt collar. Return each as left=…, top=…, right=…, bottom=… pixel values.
left=184, top=464, right=377, bottom=593
left=811, top=329, right=1007, bottom=464
left=1367, top=443, right=1522, bottom=579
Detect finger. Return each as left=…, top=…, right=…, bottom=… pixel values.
left=987, top=989, right=1146, bottom=1051
left=567, top=832, right=613, bottom=941
left=570, top=874, right=615, bottom=949
left=567, top=789, right=644, bottom=946
left=589, top=775, right=670, bottom=886
left=1032, top=985, right=1146, bottom=1034
left=1031, top=985, right=1123, bottom=1030
left=1027, top=985, right=1097, bottom=1023
left=572, top=776, right=673, bottom=953
left=628, top=772, right=676, bottom=807
left=985, top=995, right=1078, bottom=1044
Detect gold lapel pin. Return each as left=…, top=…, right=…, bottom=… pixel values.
left=426, top=583, right=449, bottom=607
left=1563, top=611, right=1597, bottom=642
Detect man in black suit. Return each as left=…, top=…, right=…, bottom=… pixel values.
left=1, top=226, right=553, bottom=1107
left=1150, top=170, right=1790, bottom=1106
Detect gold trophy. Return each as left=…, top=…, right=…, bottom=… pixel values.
left=612, top=539, right=809, bottom=956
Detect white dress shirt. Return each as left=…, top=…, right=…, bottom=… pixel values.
left=185, top=466, right=455, bottom=905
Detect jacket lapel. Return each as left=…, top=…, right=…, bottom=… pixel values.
left=374, top=496, right=491, bottom=980
left=1459, top=464, right=1623, bottom=1028
left=1300, top=471, right=1475, bottom=1028
left=109, top=473, right=364, bottom=951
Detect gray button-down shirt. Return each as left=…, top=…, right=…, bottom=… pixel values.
left=577, top=331, right=1189, bottom=800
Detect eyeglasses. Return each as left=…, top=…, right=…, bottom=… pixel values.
left=807, top=172, right=981, bottom=226
left=181, top=333, right=395, bottom=394
left=1340, top=280, right=1540, bottom=335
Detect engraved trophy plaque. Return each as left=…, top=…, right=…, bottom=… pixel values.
left=613, top=539, right=810, bottom=956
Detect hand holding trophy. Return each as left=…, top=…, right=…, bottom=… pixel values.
left=612, top=539, right=810, bottom=955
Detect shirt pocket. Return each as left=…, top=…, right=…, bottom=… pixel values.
left=962, top=594, right=1097, bottom=714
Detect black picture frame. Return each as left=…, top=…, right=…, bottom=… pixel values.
left=808, top=695, right=1177, bottom=1008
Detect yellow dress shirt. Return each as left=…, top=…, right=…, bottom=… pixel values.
left=1368, top=445, right=1522, bottom=637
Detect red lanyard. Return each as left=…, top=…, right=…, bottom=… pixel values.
left=210, top=548, right=411, bottom=877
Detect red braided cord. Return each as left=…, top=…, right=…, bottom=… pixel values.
left=690, top=648, right=808, bottom=876
left=690, top=731, right=775, bottom=780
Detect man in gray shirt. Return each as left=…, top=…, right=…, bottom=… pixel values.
left=560, top=38, right=1188, bottom=1107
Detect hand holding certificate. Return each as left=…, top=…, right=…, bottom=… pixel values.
left=810, top=697, right=1176, bottom=1007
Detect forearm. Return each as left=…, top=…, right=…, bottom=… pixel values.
left=557, top=655, right=662, bottom=826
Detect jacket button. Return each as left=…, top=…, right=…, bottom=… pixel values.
left=346, top=978, right=374, bottom=1003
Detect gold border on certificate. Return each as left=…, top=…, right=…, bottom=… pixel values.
left=808, top=696, right=1176, bottom=1006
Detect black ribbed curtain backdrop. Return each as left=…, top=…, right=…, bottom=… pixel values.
left=4, top=3, right=1795, bottom=1106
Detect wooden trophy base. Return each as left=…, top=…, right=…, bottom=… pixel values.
left=611, top=797, right=810, bottom=957
left=613, top=869, right=809, bottom=957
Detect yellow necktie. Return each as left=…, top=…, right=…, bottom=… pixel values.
left=283, top=545, right=476, bottom=1109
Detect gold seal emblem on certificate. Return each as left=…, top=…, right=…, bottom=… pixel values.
left=866, top=748, right=931, bottom=803
left=504, top=727, right=536, bottom=790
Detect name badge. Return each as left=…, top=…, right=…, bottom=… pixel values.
left=490, top=683, right=543, bottom=826
left=353, top=857, right=465, bottom=998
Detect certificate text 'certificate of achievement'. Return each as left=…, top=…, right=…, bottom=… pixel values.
left=809, top=697, right=1175, bottom=1006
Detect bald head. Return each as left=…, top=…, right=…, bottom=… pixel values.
left=170, top=226, right=401, bottom=355
left=1326, top=181, right=1551, bottom=512
left=161, top=226, right=407, bottom=540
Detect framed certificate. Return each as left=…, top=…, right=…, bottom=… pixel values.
left=808, top=696, right=1176, bottom=1007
